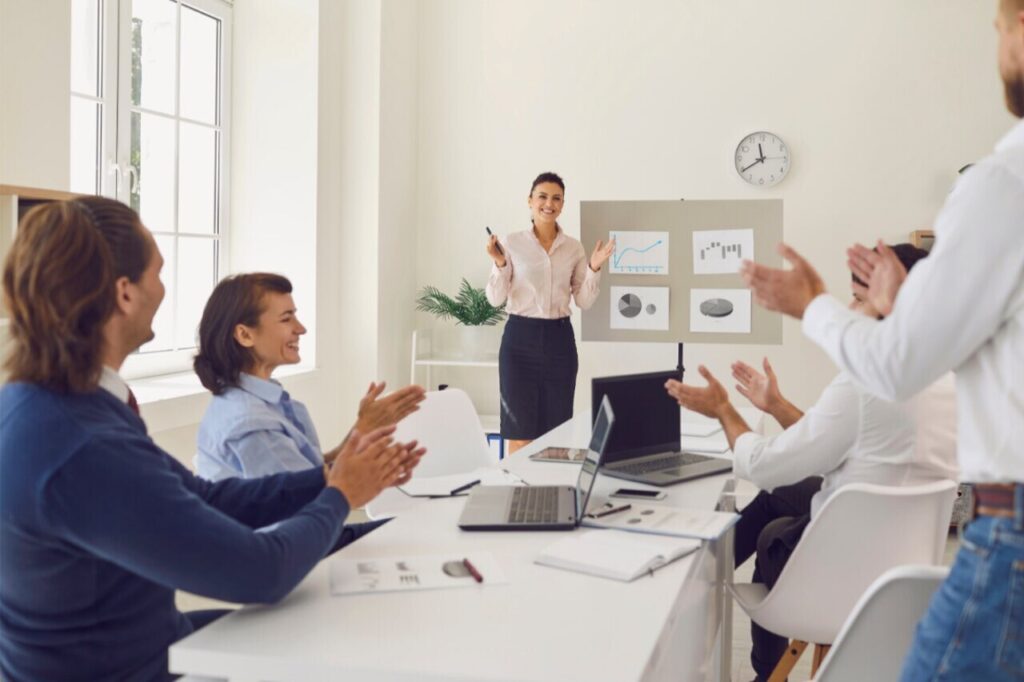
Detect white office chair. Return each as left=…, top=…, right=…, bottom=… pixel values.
left=365, top=388, right=494, bottom=519
left=812, top=564, right=949, bottom=681
left=729, top=480, right=956, bottom=681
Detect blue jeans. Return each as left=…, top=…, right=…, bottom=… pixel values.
left=900, top=495, right=1024, bottom=681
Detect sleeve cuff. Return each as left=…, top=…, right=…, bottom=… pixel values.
left=731, top=431, right=760, bottom=480
left=802, top=294, right=848, bottom=345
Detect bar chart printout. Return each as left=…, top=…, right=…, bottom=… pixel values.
left=692, top=228, right=755, bottom=275
left=609, top=231, right=670, bottom=275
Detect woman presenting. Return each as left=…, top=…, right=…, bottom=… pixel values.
left=485, top=172, right=614, bottom=453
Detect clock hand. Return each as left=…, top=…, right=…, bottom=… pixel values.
left=758, top=143, right=765, bottom=162
left=740, top=158, right=764, bottom=173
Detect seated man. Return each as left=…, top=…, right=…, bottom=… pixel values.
left=665, top=244, right=957, bottom=682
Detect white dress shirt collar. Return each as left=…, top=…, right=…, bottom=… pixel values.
left=995, top=117, right=1024, bottom=153
left=98, top=366, right=130, bottom=404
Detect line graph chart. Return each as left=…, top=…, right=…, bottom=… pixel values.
left=609, top=231, right=670, bottom=275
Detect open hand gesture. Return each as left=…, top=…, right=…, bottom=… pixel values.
left=731, top=358, right=783, bottom=412
left=664, top=365, right=731, bottom=420
left=589, top=238, right=616, bottom=272
left=327, top=427, right=427, bottom=507
left=356, top=382, right=426, bottom=433
left=741, top=243, right=826, bottom=319
left=847, top=240, right=908, bottom=317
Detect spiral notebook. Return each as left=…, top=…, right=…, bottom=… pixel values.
left=535, top=530, right=700, bottom=582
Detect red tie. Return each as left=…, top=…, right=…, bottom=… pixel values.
left=127, top=390, right=141, bottom=416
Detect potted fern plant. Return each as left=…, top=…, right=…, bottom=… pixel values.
left=416, top=278, right=506, bottom=358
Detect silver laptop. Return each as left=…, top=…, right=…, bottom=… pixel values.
left=458, top=396, right=614, bottom=531
left=593, top=370, right=732, bottom=486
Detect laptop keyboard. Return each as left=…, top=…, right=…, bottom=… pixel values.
left=615, top=452, right=712, bottom=475
left=507, top=487, right=561, bottom=524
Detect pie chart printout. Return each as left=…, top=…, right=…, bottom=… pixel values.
left=610, top=286, right=669, bottom=330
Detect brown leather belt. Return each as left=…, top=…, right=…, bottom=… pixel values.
left=972, top=483, right=1022, bottom=519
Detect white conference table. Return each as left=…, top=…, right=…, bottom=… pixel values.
left=169, top=413, right=756, bottom=682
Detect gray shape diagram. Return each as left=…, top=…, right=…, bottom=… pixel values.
left=699, top=298, right=734, bottom=318
left=619, top=293, right=642, bottom=318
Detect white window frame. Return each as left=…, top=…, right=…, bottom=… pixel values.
left=98, top=0, right=232, bottom=380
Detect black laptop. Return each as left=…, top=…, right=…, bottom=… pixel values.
left=457, top=396, right=614, bottom=531
left=592, top=370, right=732, bottom=486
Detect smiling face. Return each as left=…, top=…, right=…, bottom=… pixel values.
left=527, top=182, right=564, bottom=227
left=235, top=291, right=307, bottom=378
left=125, top=226, right=166, bottom=348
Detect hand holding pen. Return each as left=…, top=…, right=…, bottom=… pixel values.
left=485, top=227, right=506, bottom=267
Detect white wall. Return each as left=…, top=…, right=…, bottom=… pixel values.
left=414, top=0, right=1013, bottom=415
left=0, top=0, right=71, bottom=189
left=230, top=0, right=319, bottom=353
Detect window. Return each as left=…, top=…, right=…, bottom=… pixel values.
left=70, top=0, right=231, bottom=379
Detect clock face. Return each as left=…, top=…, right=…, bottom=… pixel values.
left=735, top=131, right=789, bottom=187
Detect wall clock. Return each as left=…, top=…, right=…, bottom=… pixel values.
left=735, top=131, right=789, bottom=187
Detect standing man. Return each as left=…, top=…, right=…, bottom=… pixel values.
left=0, top=197, right=424, bottom=681
left=741, top=2, right=1024, bottom=679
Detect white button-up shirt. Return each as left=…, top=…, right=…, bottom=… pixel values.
left=486, top=227, right=601, bottom=319
left=733, top=372, right=958, bottom=518
left=802, top=118, right=1024, bottom=483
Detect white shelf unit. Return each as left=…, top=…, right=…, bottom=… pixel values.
left=409, top=329, right=501, bottom=437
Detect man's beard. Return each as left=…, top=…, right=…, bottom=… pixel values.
left=1006, top=73, right=1024, bottom=118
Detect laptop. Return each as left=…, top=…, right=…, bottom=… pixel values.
left=592, top=370, right=732, bottom=486
left=457, top=396, right=615, bottom=531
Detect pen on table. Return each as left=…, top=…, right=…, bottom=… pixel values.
left=486, top=226, right=504, bottom=255
left=462, top=557, right=484, bottom=583
left=591, top=503, right=632, bottom=519
left=449, top=479, right=481, bottom=496
left=501, top=468, right=530, bottom=486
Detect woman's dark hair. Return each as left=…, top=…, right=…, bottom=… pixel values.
left=193, top=273, right=293, bottom=395
left=2, top=196, right=150, bottom=392
left=529, top=172, right=565, bottom=195
left=851, top=242, right=930, bottom=288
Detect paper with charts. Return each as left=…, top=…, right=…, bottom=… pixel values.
left=609, top=231, right=670, bottom=275
left=692, top=228, right=754, bottom=275
left=611, top=286, right=669, bottom=331
left=329, top=552, right=506, bottom=596
left=690, top=288, right=751, bottom=334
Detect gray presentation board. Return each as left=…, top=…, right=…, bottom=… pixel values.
left=581, top=199, right=783, bottom=344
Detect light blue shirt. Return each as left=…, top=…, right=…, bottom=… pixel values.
left=196, top=373, right=324, bottom=481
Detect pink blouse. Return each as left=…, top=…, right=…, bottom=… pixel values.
left=486, top=227, right=601, bottom=319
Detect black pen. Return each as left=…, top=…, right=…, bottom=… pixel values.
left=486, top=227, right=504, bottom=255
left=591, top=503, right=632, bottom=519
left=450, top=479, right=481, bottom=496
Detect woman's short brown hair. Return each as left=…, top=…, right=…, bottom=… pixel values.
left=193, top=273, right=293, bottom=395
left=2, top=197, right=150, bottom=393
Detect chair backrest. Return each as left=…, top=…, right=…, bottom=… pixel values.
left=392, top=388, right=493, bottom=478
left=814, top=565, right=949, bottom=681
left=749, top=480, right=956, bottom=644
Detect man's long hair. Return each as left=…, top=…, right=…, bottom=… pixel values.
left=2, top=197, right=149, bottom=392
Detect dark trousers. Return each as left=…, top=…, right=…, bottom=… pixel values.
left=734, top=476, right=823, bottom=681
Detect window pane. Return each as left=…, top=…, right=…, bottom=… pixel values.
left=70, top=97, right=101, bottom=194
left=178, top=123, right=216, bottom=234
left=140, top=233, right=175, bottom=353
left=175, top=237, right=216, bottom=348
left=131, top=0, right=177, bottom=114
left=71, top=0, right=101, bottom=96
left=131, top=111, right=176, bottom=233
left=179, top=5, right=218, bottom=124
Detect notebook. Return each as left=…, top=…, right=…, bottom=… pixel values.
left=535, top=529, right=700, bottom=582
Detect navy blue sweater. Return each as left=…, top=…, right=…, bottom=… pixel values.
left=0, top=383, right=350, bottom=681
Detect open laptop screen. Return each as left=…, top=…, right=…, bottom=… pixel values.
left=591, top=370, right=681, bottom=464
left=575, top=395, right=614, bottom=514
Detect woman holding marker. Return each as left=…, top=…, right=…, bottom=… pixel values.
left=485, top=172, right=615, bottom=453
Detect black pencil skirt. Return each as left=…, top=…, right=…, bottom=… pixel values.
left=498, top=314, right=578, bottom=440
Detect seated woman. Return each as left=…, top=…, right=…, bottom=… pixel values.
left=665, top=244, right=958, bottom=682
left=194, top=273, right=426, bottom=481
